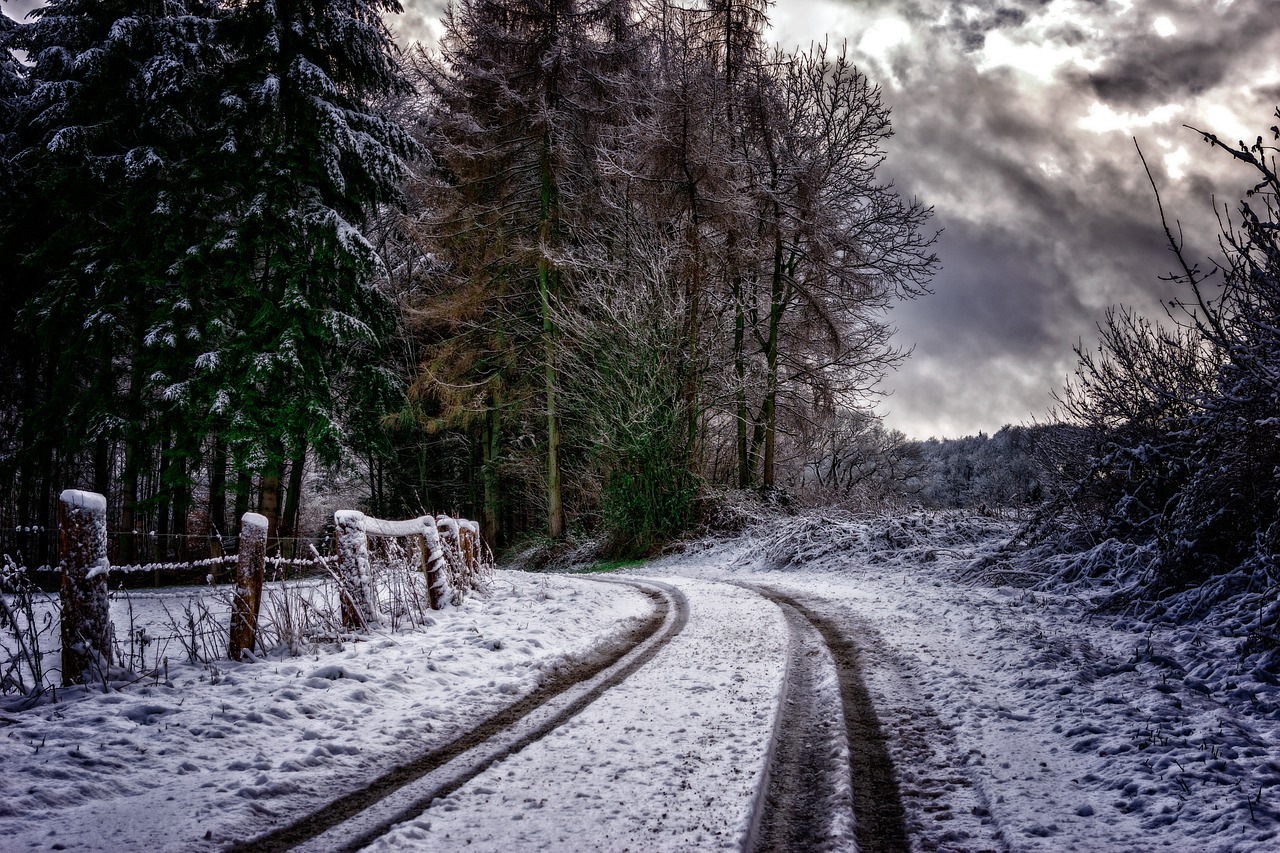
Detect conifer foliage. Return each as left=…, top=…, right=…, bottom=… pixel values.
left=1, top=0, right=416, bottom=555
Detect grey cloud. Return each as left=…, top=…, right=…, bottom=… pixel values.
left=824, top=0, right=1280, bottom=436
left=1083, top=25, right=1267, bottom=108
left=398, top=0, right=448, bottom=46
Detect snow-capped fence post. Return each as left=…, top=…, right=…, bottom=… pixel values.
left=58, top=489, right=113, bottom=686
left=227, top=513, right=268, bottom=661
left=458, top=522, right=479, bottom=576
left=334, top=511, right=380, bottom=631
left=332, top=509, right=487, bottom=618
left=416, top=516, right=450, bottom=611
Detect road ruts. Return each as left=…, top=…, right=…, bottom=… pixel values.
left=221, top=578, right=688, bottom=853
left=747, top=585, right=910, bottom=853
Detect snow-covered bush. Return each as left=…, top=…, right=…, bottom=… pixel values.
left=1035, top=109, right=1280, bottom=653
left=0, top=556, right=55, bottom=696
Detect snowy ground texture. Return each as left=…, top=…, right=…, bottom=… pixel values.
left=2, top=511, right=1279, bottom=852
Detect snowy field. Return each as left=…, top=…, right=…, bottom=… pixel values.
left=640, top=514, right=1280, bottom=852
left=2, top=513, right=1279, bottom=852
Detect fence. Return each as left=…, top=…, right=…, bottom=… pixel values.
left=7, top=491, right=491, bottom=685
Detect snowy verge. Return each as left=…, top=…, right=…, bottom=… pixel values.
left=0, top=570, right=651, bottom=853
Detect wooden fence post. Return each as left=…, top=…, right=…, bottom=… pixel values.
left=415, top=517, right=450, bottom=611
left=334, top=511, right=380, bottom=630
left=59, top=489, right=113, bottom=686
left=458, top=522, right=479, bottom=575
left=227, top=512, right=268, bottom=661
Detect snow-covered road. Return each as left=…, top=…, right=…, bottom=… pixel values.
left=3, top=514, right=1279, bottom=852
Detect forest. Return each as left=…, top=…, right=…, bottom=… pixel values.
left=0, top=0, right=939, bottom=564
left=2, top=0, right=1278, bottom=618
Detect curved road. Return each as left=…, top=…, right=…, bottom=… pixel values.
left=224, top=577, right=921, bottom=853
left=224, top=578, right=688, bottom=853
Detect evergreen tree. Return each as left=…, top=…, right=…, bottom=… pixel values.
left=0, top=9, right=23, bottom=197
left=202, top=0, right=416, bottom=539
left=13, top=0, right=224, bottom=555
left=0, top=9, right=32, bottom=530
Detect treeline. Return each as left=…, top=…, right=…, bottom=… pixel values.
left=0, top=0, right=937, bottom=560
left=911, top=425, right=1059, bottom=512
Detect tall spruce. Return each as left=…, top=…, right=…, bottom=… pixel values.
left=0, top=9, right=31, bottom=531
left=206, top=0, right=416, bottom=540
left=14, top=0, right=223, bottom=556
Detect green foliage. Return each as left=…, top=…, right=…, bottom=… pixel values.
left=549, top=235, right=701, bottom=555
left=602, top=460, right=697, bottom=556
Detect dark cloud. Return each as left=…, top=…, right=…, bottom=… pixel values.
left=792, top=0, right=1280, bottom=437
left=1079, top=5, right=1274, bottom=109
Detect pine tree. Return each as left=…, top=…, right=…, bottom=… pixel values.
left=14, top=0, right=224, bottom=555
left=0, top=10, right=23, bottom=198
left=0, top=10, right=32, bottom=528
left=202, top=0, right=416, bottom=539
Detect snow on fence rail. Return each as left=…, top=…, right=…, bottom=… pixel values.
left=333, top=510, right=490, bottom=631
left=33, top=491, right=493, bottom=676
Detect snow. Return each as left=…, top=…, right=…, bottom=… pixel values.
left=239, top=511, right=268, bottom=533
left=3, top=512, right=1278, bottom=851
left=365, top=578, right=788, bottom=852
left=0, top=571, right=652, bottom=851
left=58, top=489, right=106, bottom=515
left=636, top=515, right=1280, bottom=851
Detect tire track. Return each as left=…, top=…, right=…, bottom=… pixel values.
left=815, top=602, right=1010, bottom=853
left=222, top=578, right=687, bottom=853
left=742, top=595, right=855, bottom=853
left=747, top=585, right=910, bottom=853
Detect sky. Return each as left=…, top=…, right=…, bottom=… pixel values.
left=6, top=0, right=1278, bottom=439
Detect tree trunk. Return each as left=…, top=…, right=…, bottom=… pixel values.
left=734, top=281, right=751, bottom=489
left=92, top=441, right=110, bottom=498
left=209, top=438, right=227, bottom=557
left=119, top=303, right=147, bottom=565
left=541, top=273, right=564, bottom=540
left=233, top=467, right=251, bottom=524
left=155, top=436, right=171, bottom=565
left=682, top=181, right=702, bottom=471
left=171, top=453, right=190, bottom=562
left=92, top=339, right=113, bottom=496
left=539, top=130, right=565, bottom=540
left=481, top=403, right=502, bottom=548
left=120, top=437, right=139, bottom=566
left=762, top=229, right=786, bottom=490
left=280, top=438, right=306, bottom=558
left=257, top=462, right=281, bottom=553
